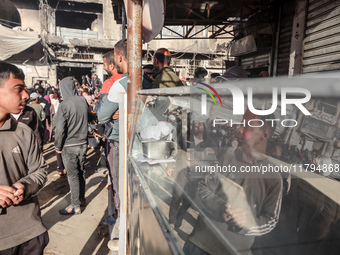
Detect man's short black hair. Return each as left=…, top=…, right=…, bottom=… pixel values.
left=103, top=50, right=116, bottom=66
left=194, top=67, right=208, bottom=79
left=36, top=86, right=44, bottom=96
left=0, top=61, right=25, bottom=88
left=154, top=52, right=171, bottom=66
left=114, top=39, right=127, bottom=60
left=143, top=64, right=154, bottom=70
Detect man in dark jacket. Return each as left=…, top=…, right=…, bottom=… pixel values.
left=54, top=77, right=89, bottom=215
left=92, top=74, right=102, bottom=89
left=36, top=86, right=50, bottom=123
left=152, top=48, right=185, bottom=88
left=11, top=105, right=43, bottom=152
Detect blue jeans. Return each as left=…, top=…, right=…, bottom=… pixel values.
left=62, top=144, right=87, bottom=207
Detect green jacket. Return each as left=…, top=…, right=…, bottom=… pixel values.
left=153, top=67, right=185, bottom=88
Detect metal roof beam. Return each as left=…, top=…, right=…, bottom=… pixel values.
left=164, top=19, right=246, bottom=26
left=185, top=2, right=195, bottom=19
left=178, top=2, right=207, bottom=21
left=173, top=0, right=176, bottom=19
left=163, top=26, right=184, bottom=37
left=189, top=24, right=211, bottom=38
left=216, top=24, right=234, bottom=36
left=243, top=5, right=271, bottom=21
left=184, top=21, right=196, bottom=38
left=207, top=3, right=210, bottom=19
left=55, top=7, right=100, bottom=15
left=166, top=0, right=267, bottom=6
left=209, top=24, right=229, bottom=38
left=241, top=1, right=273, bottom=20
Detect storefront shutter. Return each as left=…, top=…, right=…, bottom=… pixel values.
left=302, top=0, right=340, bottom=73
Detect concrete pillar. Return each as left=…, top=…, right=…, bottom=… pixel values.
left=96, top=64, right=105, bottom=84
left=47, top=64, right=57, bottom=86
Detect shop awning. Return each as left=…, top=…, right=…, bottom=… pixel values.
left=123, top=0, right=165, bottom=43
left=0, top=25, right=41, bottom=61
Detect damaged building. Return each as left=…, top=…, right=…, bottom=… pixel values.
left=0, top=0, right=232, bottom=86
left=229, top=0, right=340, bottom=77
left=1, top=0, right=340, bottom=81
left=0, top=0, right=121, bottom=86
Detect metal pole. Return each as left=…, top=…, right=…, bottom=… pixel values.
left=127, top=0, right=142, bottom=145
left=126, top=1, right=142, bottom=253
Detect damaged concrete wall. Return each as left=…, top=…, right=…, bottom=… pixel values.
left=24, top=61, right=49, bottom=86
left=103, top=0, right=121, bottom=40
left=145, top=38, right=229, bottom=55
left=93, top=64, right=105, bottom=83
left=48, top=64, right=57, bottom=86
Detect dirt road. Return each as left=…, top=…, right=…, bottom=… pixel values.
left=37, top=142, right=111, bottom=255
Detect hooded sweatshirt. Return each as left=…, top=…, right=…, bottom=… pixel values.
left=54, top=77, right=89, bottom=150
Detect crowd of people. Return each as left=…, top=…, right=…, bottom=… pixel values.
left=210, top=123, right=332, bottom=173
left=0, top=54, right=113, bottom=252
left=157, top=109, right=338, bottom=255
left=0, top=39, right=192, bottom=253
left=1, top=36, right=338, bottom=255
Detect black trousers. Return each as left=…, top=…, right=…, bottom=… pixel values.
left=56, top=152, right=65, bottom=172
left=0, top=231, right=49, bottom=255
left=183, top=240, right=210, bottom=255
left=169, top=169, right=199, bottom=225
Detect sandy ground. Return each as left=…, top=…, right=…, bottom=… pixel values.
left=37, top=142, right=111, bottom=255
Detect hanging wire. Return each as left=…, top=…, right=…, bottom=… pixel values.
left=174, top=52, right=187, bottom=59
left=0, top=17, right=21, bottom=26
left=0, top=22, right=14, bottom=28
left=55, top=0, right=61, bottom=10
left=170, top=42, right=198, bottom=57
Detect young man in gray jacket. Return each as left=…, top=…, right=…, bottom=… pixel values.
left=54, top=76, right=89, bottom=215
left=97, top=39, right=128, bottom=241
left=0, top=61, right=49, bottom=254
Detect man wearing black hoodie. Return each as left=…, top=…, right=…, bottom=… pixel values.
left=54, top=77, right=89, bottom=215
left=36, top=86, right=50, bottom=123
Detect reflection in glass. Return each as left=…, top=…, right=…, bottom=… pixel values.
left=129, top=88, right=340, bottom=255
